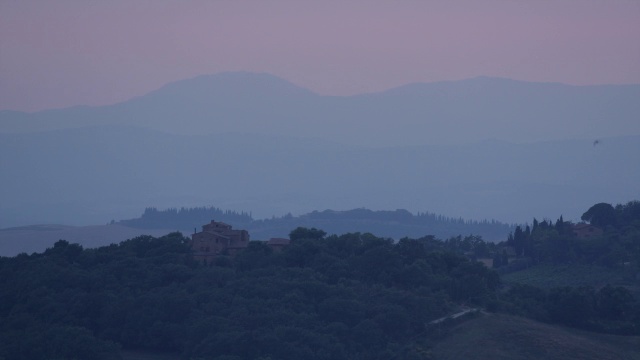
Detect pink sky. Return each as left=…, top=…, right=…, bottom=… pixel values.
left=1, top=0, right=639, bottom=112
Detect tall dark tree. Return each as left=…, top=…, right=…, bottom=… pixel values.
left=582, top=203, right=616, bottom=228
left=501, top=249, right=509, bottom=266
left=513, top=226, right=525, bottom=257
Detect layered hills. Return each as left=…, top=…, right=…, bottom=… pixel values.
left=1, top=73, right=639, bottom=228
left=1, top=127, right=638, bottom=228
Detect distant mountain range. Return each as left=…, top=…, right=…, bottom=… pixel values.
left=2, top=72, right=639, bottom=146
left=1, top=72, right=639, bottom=228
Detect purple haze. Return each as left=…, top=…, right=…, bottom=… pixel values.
left=1, top=0, right=639, bottom=111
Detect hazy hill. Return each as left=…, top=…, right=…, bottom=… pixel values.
left=2, top=72, right=639, bottom=146
left=1, top=127, right=638, bottom=228
left=0, top=207, right=512, bottom=257
left=249, top=208, right=512, bottom=241
left=118, top=207, right=514, bottom=241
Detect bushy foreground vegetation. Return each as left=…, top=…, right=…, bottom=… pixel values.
left=0, top=232, right=498, bottom=360
left=1, top=201, right=638, bottom=360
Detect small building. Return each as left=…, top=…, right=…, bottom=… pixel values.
left=572, top=223, right=603, bottom=239
left=191, top=220, right=249, bottom=263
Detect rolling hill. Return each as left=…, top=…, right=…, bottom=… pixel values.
left=431, top=313, right=640, bottom=360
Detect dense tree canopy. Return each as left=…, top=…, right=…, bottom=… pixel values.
left=0, top=231, right=499, bottom=360
left=502, top=201, right=640, bottom=267
left=582, top=203, right=617, bottom=228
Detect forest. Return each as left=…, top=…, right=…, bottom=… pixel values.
left=0, top=201, right=638, bottom=360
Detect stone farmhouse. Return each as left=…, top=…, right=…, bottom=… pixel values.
left=191, top=220, right=291, bottom=263
left=191, top=220, right=250, bottom=263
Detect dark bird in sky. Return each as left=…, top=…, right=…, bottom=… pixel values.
left=593, top=139, right=600, bottom=147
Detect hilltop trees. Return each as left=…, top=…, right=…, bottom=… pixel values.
left=580, top=201, right=640, bottom=230
left=582, top=203, right=617, bottom=228
left=118, top=206, right=253, bottom=230
left=502, top=200, right=640, bottom=267
left=289, top=226, right=326, bottom=241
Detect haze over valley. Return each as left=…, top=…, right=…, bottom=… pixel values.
left=1, top=73, right=639, bottom=230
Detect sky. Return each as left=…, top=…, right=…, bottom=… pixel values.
left=1, top=0, right=639, bottom=112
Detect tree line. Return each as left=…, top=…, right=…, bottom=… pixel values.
left=116, top=207, right=514, bottom=241
left=502, top=201, right=640, bottom=267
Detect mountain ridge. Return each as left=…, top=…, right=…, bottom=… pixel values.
left=2, top=72, right=639, bottom=145
left=6, top=73, right=640, bottom=115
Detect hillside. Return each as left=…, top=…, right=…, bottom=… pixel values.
left=431, top=313, right=640, bottom=360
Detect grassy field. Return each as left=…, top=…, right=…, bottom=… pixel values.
left=431, top=313, right=640, bottom=360
left=501, top=263, right=635, bottom=289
